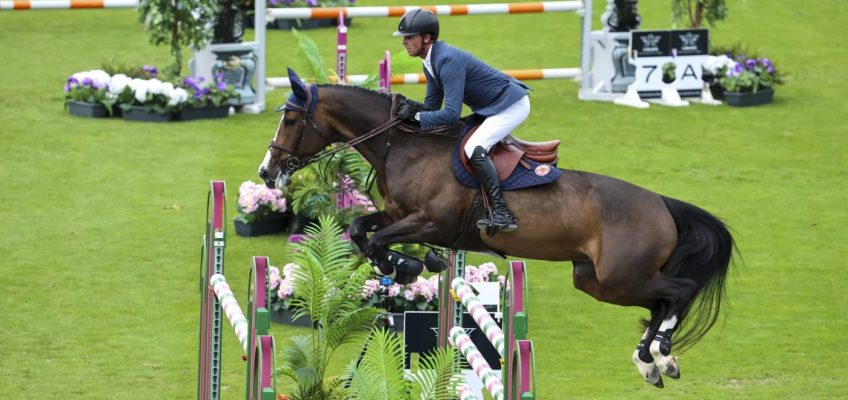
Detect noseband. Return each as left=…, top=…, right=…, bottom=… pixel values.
left=268, top=88, right=404, bottom=176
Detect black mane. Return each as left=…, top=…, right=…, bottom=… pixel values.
left=318, top=84, right=394, bottom=105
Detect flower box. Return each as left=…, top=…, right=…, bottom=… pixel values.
left=122, top=105, right=173, bottom=122
left=67, top=101, right=110, bottom=118
left=233, top=213, right=289, bottom=237
left=175, top=105, right=230, bottom=121
left=270, top=308, right=317, bottom=328
left=724, top=88, right=775, bottom=107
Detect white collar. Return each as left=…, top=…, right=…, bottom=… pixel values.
left=423, top=43, right=434, bottom=77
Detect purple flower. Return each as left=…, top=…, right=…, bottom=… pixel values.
left=306, top=0, right=316, bottom=6
left=762, top=58, right=772, bottom=67
left=214, top=71, right=225, bottom=83
left=728, top=63, right=744, bottom=77
left=745, top=59, right=757, bottom=70
left=348, top=0, right=355, bottom=4
left=269, top=0, right=280, bottom=5
left=216, top=81, right=227, bottom=91
left=143, top=65, right=158, bottom=78
left=82, top=77, right=93, bottom=86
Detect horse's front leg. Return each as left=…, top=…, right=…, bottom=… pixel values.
left=349, top=212, right=390, bottom=256
left=367, top=210, right=439, bottom=284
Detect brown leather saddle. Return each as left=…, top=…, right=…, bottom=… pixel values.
left=459, top=124, right=560, bottom=181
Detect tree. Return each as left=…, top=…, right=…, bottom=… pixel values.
left=672, top=0, right=727, bottom=28
left=138, top=0, right=218, bottom=77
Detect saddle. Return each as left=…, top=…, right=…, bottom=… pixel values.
left=459, top=123, right=560, bottom=181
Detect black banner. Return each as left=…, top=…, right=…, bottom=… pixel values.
left=671, top=29, right=709, bottom=56
left=631, top=30, right=671, bottom=57
left=403, top=311, right=501, bottom=369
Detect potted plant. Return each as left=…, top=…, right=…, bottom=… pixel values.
left=233, top=180, right=290, bottom=237
left=338, top=328, right=466, bottom=400
left=360, top=262, right=505, bottom=331
left=64, top=70, right=114, bottom=118
left=705, top=49, right=782, bottom=107
left=114, top=77, right=189, bottom=122
left=275, top=216, right=383, bottom=400
left=176, top=72, right=240, bottom=121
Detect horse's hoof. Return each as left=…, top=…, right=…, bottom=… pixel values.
left=633, top=349, right=663, bottom=388
left=424, top=249, right=448, bottom=273
left=658, top=356, right=680, bottom=379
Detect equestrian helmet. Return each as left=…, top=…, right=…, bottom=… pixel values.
left=393, top=9, right=439, bottom=40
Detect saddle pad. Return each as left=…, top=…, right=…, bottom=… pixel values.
left=451, top=135, right=561, bottom=190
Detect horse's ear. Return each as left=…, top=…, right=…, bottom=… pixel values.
left=287, top=67, right=309, bottom=103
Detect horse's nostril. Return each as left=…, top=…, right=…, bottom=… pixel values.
left=259, top=168, right=268, bottom=180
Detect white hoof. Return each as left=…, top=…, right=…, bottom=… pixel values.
left=650, top=339, right=680, bottom=379
left=632, top=349, right=663, bottom=388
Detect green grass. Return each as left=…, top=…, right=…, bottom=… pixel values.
left=1, top=0, right=847, bottom=399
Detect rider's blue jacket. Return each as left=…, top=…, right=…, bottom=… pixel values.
left=420, top=41, right=530, bottom=128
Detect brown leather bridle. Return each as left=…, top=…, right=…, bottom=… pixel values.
left=267, top=89, right=404, bottom=176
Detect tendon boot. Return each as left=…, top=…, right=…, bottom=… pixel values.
left=470, top=146, right=518, bottom=235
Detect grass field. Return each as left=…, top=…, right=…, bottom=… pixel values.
left=1, top=0, right=847, bottom=399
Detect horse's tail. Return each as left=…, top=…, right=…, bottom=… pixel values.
left=659, top=195, right=735, bottom=353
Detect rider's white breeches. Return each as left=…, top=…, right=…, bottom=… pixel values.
left=464, top=95, right=531, bottom=157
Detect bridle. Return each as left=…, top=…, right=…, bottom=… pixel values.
left=267, top=87, right=404, bottom=177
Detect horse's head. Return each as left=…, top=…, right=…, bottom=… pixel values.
left=258, top=68, right=333, bottom=189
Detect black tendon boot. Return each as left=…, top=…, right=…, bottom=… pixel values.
left=470, top=146, right=518, bottom=234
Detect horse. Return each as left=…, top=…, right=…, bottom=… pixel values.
left=258, top=69, right=735, bottom=388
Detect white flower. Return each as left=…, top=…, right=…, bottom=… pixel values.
left=108, top=74, right=131, bottom=95
left=146, top=79, right=164, bottom=95
left=703, top=55, right=737, bottom=74
left=168, top=87, right=188, bottom=106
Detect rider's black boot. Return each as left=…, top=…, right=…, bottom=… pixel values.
left=470, top=146, right=518, bottom=234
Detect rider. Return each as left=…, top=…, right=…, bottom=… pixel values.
left=393, top=9, right=530, bottom=235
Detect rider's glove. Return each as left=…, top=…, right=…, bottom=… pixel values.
left=397, top=99, right=425, bottom=122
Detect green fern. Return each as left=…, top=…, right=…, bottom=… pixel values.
left=339, top=328, right=466, bottom=400
left=279, top=216, right=385, bottom=400
left=292, top=28, right=329, bottom=84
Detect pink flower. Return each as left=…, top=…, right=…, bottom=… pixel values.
left=387, top=283, right=401, bottom=297
left=282, top=263, right=300, bottom=279
left=362, top=280, right=381, bottom=299
left=277, top=280, right=294, bottom=299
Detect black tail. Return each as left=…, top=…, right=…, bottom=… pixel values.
left=659, top=195, right=735, bottom=353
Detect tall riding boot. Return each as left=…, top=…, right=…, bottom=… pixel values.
left=470, top=146, right=518, bottom=234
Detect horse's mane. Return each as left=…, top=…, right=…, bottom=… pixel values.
left=317, top=84, right=393, bottom=105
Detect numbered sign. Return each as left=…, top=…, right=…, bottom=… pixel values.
left=628, top=29, right=709, bottom=98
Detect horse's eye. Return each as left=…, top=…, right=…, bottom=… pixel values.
left=283, top=118, right=296, bottom=127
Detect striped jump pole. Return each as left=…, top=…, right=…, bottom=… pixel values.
left=210, top=274, right=250, bottom=354
left=450, top=326, right=505, bottom=400
left=0, top=0, right=137, bottom=10
left=268, top=1, right=583, bottom=20
left=263, top=0, right=593, bottom=95
left=503, top=261, right=534, bottom=400
left=197, top=181, right=275, bottom=400
left=267, top=68, right=579, bottom=89
left=451, top=277, right=506, bottom=357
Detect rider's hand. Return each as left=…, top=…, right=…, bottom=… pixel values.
left=397, top=99, right=424, bottom=122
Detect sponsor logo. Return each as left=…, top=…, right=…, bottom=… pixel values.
left=535, top=164, right=551, bottom=176
left=640, top=34, right=661, bottom=52
left=679, top=32, right=700, bottom=52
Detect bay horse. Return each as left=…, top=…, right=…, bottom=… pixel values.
left=258, top=70, right=734, bottom=388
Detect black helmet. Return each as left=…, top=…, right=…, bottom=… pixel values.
left=393, top=9, right=439, bottom=40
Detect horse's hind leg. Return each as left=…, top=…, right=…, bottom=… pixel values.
left=628, top=275, right=697, bottom=385
left=572, top=260, right=696, bottom=387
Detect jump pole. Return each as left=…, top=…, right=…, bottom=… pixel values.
left=0, top=0, right=137, bottom=10
left=262, top=0, right=593, bottom=92
left=440, top=254, right=536, bottom=400
left=198, top=181, right=276, bottom=400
